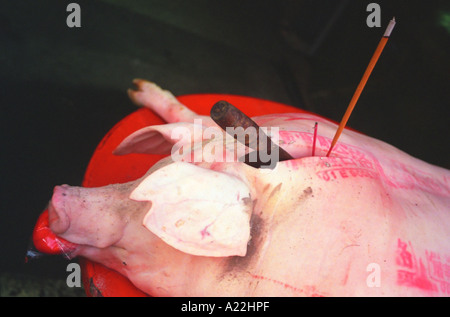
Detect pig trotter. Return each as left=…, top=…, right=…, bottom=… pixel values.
left=127, top=79, right=197, bottom=123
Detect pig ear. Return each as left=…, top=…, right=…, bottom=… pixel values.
left=130, top=161, right=252, bottom=257
left=113, top=123, right=201, bottom=156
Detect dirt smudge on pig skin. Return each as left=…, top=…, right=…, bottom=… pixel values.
left=218, top=183, right=280, bottom=287
left=221, top=212, right=266, bottom=276
left=303, top=186, right=313, bottom=196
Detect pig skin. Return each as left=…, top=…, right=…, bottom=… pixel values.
left=48, top=79, right=450, bottom=296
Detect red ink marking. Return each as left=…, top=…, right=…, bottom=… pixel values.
left=341, top=261, right=352, bottom=286
left=382, top=160, right=450, bottom=196
left=283, top=158, right=304, bottom=171
left=280, top=130, right=449, bottom=195
left=426, top=250, right=450, bottom=294
left=200, top=223, right=212, bottom=239
left=396, top=239, right=413, bottom=269
left=249, top=273, right=326, bottom=296
left=279, top=131, right=303, bottom=144
left=316, top=157, right=380, bottom=182
left=397, top=263, right=436, bottom=293
left=395, top=238, right=450, bottom=294
left=339, top=169, right=348, bottom=178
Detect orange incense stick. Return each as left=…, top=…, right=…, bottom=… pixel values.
left=326, top=17, right=396, bottom=157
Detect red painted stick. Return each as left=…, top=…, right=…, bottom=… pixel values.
left=312, top=122, right=318, bottom=156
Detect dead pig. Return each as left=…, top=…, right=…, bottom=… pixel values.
left=46, top=80, right=450, bottom=296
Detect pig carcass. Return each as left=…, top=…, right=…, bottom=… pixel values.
left=47, top=79, right=450, bottom=296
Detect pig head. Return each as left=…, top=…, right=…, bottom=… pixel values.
left=48, top=159, right=256, bottom=296
left=46, top=80, right=450, bottom=296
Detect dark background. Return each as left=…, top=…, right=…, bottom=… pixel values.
left=1, top=0, right=449, bottom=295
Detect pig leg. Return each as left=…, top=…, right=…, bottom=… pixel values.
left=129, top=79, right=214, bottom=124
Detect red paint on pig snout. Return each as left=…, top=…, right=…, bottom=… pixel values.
left=32, top=209, right=77, bottom=255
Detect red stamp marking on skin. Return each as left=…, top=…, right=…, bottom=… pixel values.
left=383, top=160, right=450, bottom=196
left=305, top=137, right=449, bottom=196
left=249, top=273, right=325, bottom=296
left=282, top=159, right=304, bottom=171
left=299, top=133, right=368, bottom=162
left=296, top=133, right=383, bottom=182
left=426, top=250, right=450, bottom=294
left=278, top=130, right=449, bottom=195
left=316, top=156, right=380, bottom=182
left=395, top=238, right=450, bottom=294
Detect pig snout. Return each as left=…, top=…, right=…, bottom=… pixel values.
left=48, top=183, right=139, bottom=248
left=48, top=185, right=71, bottom=234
